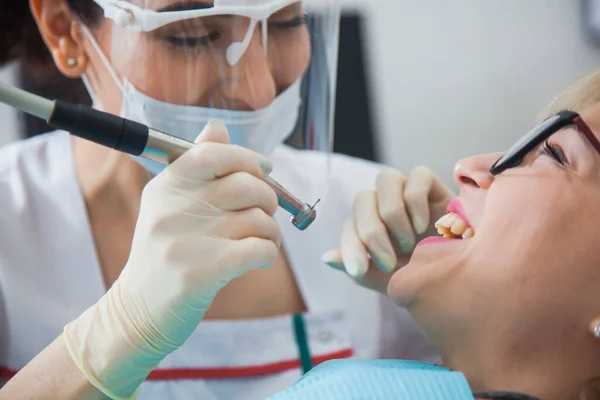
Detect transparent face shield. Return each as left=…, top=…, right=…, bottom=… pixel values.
left=85, top=0, right=340, bottom=203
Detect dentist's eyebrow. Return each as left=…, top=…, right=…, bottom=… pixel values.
left=157, top=1, right=213, bottom=12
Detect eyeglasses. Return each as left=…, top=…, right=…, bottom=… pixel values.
left=489, top=110, right=600, bottom=176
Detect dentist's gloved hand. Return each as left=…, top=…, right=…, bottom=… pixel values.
left=63, top=120, right=281, bottom=400
left=322, top=167, right=454, bottom=294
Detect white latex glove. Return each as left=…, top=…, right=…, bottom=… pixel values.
left=63, top=120, right=281, bottom=399
left=322, top=167, right=455, bottom=294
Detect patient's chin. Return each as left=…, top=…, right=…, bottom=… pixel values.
left=387, top=258, right=443, bottom=309
left=387, top=244, right=466, bottom=309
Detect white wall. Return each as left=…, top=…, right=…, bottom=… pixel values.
left=341, top=0, right=600, bottom=187
left=0, top=63, right=19, bottom=146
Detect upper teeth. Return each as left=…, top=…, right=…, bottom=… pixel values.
left=434, top=213, right=474, bottom=239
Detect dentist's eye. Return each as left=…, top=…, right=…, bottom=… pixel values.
left=164, top=31, right=221, bottom=47
left=538, top=141, right=569, bottom=165
left=269, top=15, right=307, bottom=30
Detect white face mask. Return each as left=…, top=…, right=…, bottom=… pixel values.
left=81, top=27, right=302, bottom=176
left=120, top=79, right=302, bottom=175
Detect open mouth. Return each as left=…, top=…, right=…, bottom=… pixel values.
left=433, top=199, right=475, bottom=240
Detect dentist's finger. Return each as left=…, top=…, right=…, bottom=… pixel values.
left=339, top=220, right=370, bottom=279
left=167, top=142, right=273, bottom=183
left=194, top=119, right=230, bottom=145
left=376, top=168, right=415, bottom=253
left=404, top=166, right=454, bottom=235
left=353, top=190, right=397, bottom=273
left=322, top=249, right=394, bottom=294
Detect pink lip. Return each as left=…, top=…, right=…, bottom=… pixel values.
left=416, top=236, right=461, bottom=247
left=446, top=198, right=472, bottom=228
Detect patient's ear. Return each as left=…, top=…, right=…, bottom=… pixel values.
left=579, top=378, right=600, bottom=400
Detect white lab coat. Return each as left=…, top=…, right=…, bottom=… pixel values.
left=0, top=131, right=440, bottom=399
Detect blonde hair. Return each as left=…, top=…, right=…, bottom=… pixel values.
left=539, top=67, right=600, bottom=122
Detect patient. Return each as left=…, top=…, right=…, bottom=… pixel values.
left=270, top=69, right=600, bottom=400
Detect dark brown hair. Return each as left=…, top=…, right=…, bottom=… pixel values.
left=0, top=1, right=102, bottom=69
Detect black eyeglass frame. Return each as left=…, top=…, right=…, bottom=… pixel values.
left=489, top=110, right=600, bottom=176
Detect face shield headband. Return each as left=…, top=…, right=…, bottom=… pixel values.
left=93, top=0, right=303, bottom=65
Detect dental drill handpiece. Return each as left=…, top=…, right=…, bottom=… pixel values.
left=0, top=82, right=318, bottom=230
left=143, top=130, right=319, bottom=230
